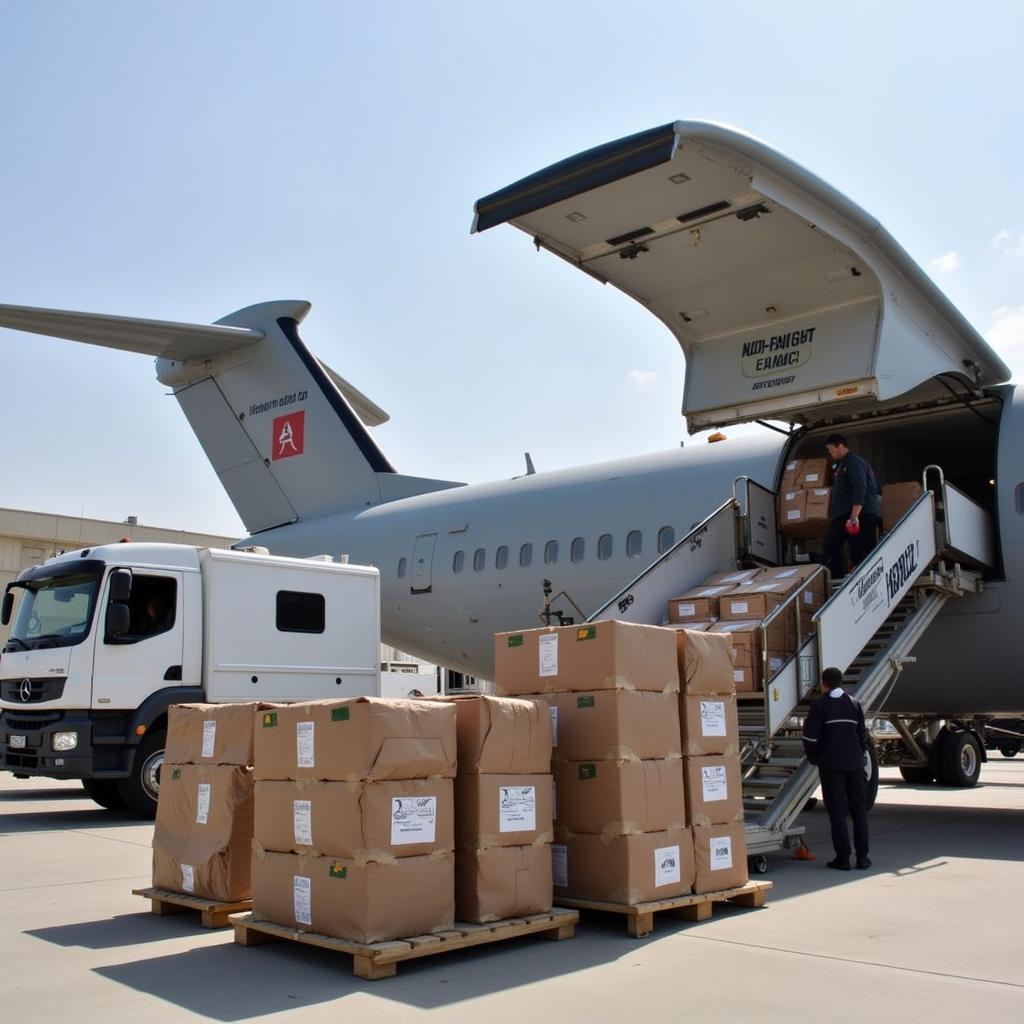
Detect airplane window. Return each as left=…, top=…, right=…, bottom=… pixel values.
left=453, top=550, right=465, bottom=573
left=473, top=548, right=486, bottom=572
left=397, top=557, right=407, bottom=578
left=496, top=545, right=509, bottom=570
left=571, top=537, right=585, bottom=562
left=598, top=533, right=613, bottom=560
left=520, top=543, right=533, bottom=567
left=544, top=540, right=559, bottom=565
left=626, top=530, right=643, bottom=558
left=657, top=526, right=675, bottom=554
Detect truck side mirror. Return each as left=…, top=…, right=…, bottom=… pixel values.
left=105, top=603, right=131, bottom=638
left=1, top=591, right=12, bottom=626
left=108, top=569, right=132, bottom=603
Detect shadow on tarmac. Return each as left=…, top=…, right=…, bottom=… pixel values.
left=0, top=806, right=147, bottom=831
left=27, top=912, right=203, bottom=949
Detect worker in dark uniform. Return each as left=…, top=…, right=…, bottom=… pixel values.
left=823, top=433, right=880, bottom=578
left=802, top=666, right=871, bottom=870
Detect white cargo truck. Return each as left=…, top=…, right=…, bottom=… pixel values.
left=0, top=543, right=380, bottom=816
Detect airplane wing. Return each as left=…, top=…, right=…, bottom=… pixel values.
left=0, top=302, right=389, bottom=426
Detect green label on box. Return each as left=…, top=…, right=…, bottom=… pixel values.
left=261, top=712, right=278, bottom=728
left=576, top=626, right=597, bottom=641
left=578, top=763, right=597, bottom=781
left=507, top=635, right=524, bottom=648
left=331, top=707, right=350, bottom=721
left=171, top=768, right=182, bottom=780
left=329, top=861, right=347, bottom=879
left=576, top=695, right=595, bottom=708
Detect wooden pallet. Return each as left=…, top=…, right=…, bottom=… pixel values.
left=556, top=879, right=772, bottom=938
left=230, top=908, right=579, bottom=980
left=132, top=887, right=253, bottom=929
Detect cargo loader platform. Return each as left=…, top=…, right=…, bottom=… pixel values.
left=556, top=879, right=771, bottom=938
left=132, top=886, right=253, bottom=929
left=229, top=908, right=579, bottom=980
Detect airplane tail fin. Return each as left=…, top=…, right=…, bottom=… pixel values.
left=0, top=300, right=462, bottom=534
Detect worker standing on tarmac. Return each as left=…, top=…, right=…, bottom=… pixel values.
left=802, top=666, right=872, bottom=870
left=823, top=433, right=880, bottom=578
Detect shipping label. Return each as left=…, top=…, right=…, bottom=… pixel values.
left=293, top=799, right=313, bottom=847
left=296, top=721, right=315, bottom=768
left=733, top=669, right=744, bottom=683
left=499, top=786, right=537, bottom=833
left=552, top=844, right=568, bottom=887
left=730, top=601, right=749, bottom=615
left=676, top=602, right=696, bottom=618
left=787, top=510, right=801, bottom=521
left=195, top=783, right=211, bottom=825
left=701, top=764, right=729, bottom=802
left=538, top=633, right=559, bottom=677
left=180, top=864, right=195, bottom=892
left=391, top=796, right=437, bottom=845
left=201, top=720, right=217, bottom=759
left=710, top=835, right=733, bottom=871
left=700, top=700, right=727, bottom=737
left=293, top=875, right=312, bottom=926
left=654, top=845, right=681, bottom=887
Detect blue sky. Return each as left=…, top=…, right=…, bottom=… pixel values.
left=1, top=2, right=1021, bottom=537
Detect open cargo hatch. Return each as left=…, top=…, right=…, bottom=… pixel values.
left=474, top=121, right=1010, bottom=431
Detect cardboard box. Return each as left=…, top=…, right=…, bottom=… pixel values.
left=254, top=778, right=454, bottom=859
left=666, top=621, right=713, bottom=633
left=456, top=773, right=554, bottom=849
left=455, top=844, right=553, bottom=923
left=165, top=703, right=266, bottom=767
left=729, top=649, right=788, bottom=692
left=552, top=759, right=685, bottom=836
left=552, top=829, right=694, bottom=904
left=701, top=568, right=762, bottom=587
left=683, top=755, right=743, bottom=827
left=449, top=695, right=551, bottom=774
left=494, top=621, right=679, bottom=697
left=251, top=848, right=454, bottom=944
left=152, top=764, right=254, bottom=901
left=883, top=481, right=925, bottom=531
left=693, top=822, right=749, bottom=893
left=779, top=490, right=830, bottom=539
left=532, top=690, right=682, bottom=762
left=679, top=694, right=739, bottom=756
left=780, top=457, right=829, bottom=490
left=758, top=564, right=827, bottom=593
left=709, top=619, right=792, bottom=656
left=666, top=584, right=734, bottom=623
left=676, top=629, right=736, bottom=695
left=253, top=698, right=456, bottom=782
left=718, top=589, right=785, bottom=623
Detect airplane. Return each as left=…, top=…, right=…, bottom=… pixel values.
left=0, top=119, right=1018, bottom=739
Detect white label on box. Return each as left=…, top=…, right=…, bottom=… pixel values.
left=733, top=669, right=744, bottom=683
left=180, top=864, right=195, bottom=893
left=538, top=633, right=559, bottom=677
left=293, top=799, right=313, bottom=846
left=730, top=600, right=749, bottom=615
left=787, top=510, right=801, bottom=520
left=296, top=721, right=315, bottom=768
left=804, top=590, right=814, bottom=605
left=293, top=875, right=312, bottom=926
left=676, top=602, right=696, bottom=618
left=701, top=764, right=729, bottom=802
left=700, top=700, right=727, bottom=737
left=784, top=491, right=799, bottom=501
left=391, top=796, right=437, bottom=845
left=813, top=488, right=830, bottom=497
left=768, top=656, right=785, bottom=673
left=710, top=835, right=733, bottom=871
left=552, top=844, right=568, bottom=887
left=195, top=783, right=211, bottom=825
left=201, top=720, right=217, bottom=759
left=499, top=786, right=537, bottom=832
left=654, top=845, right=681, bottom=887
left=775, top=568, right=798, bottom=578
left=786, top=460, right=798, bottom=471
left=549, top=705, right=558, bottom=745
left=804, top=473, right=820, bottom=483
left=721, top=572, right=747, bottom=583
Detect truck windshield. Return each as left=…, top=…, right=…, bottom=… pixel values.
left=6, top=572, right=101, bottom=650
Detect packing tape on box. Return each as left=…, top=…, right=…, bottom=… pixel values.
left=684, top=739, right=740, bottom=757
left=472, top=830, right=554, bottom=851
left=601, top=819, right=686, bottom=841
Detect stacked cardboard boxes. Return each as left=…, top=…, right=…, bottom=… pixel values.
left=495, top=621, right=694, bottom=905
left=779, top=457, right=832, bottom=538
left=251, top=698, right=458, bottom=943
left=882, top=481, right=924, bottom=532
left=450, top=695, right=554, bottom=922
left=676, top=632, right=749, bottom=893
left=153, top=703, right=261, bottom=901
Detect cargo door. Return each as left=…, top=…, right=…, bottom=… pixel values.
left=410, top=533, right=437, bottom=594
left=475, top=121, right=1010, bottom=431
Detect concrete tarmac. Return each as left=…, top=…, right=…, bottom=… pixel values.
left=2, top=760, right=1022, bottom=1023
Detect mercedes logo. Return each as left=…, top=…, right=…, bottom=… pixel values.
left=19, top=679, right=33, bottom=703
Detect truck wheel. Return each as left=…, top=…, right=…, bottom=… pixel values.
left=939, top=731, right=982, bottom=788
left=998, top=743, right=1020, bottom=758
left=118, top=728, right=166, bottom=819
left=748, top=855, right=768, bottom=875
left=899, top=765, right=933, bottom=784
left=81, top=778, right=128, bottom=810
left=864, top=741, right=879, bottom=810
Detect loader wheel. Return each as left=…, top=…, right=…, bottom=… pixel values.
left=82, top=778, right=128, bottom=810
left=118, top=728, right=166, bottom=819
left=899, top=765, right=934, bottom=784
left=938, top=731, right=982, bottom=788
left=998, top=743, right=1020, bottom=758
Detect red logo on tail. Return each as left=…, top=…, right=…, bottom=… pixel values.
left=272, top=411, right=305, bottom=460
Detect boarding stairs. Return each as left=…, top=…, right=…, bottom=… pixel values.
left=587, top=466, right=994, bottom=856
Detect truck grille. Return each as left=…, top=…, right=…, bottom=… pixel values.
left=4, top=710, right=63, bottom=731
left=1, top=678, right=67, bottom=703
